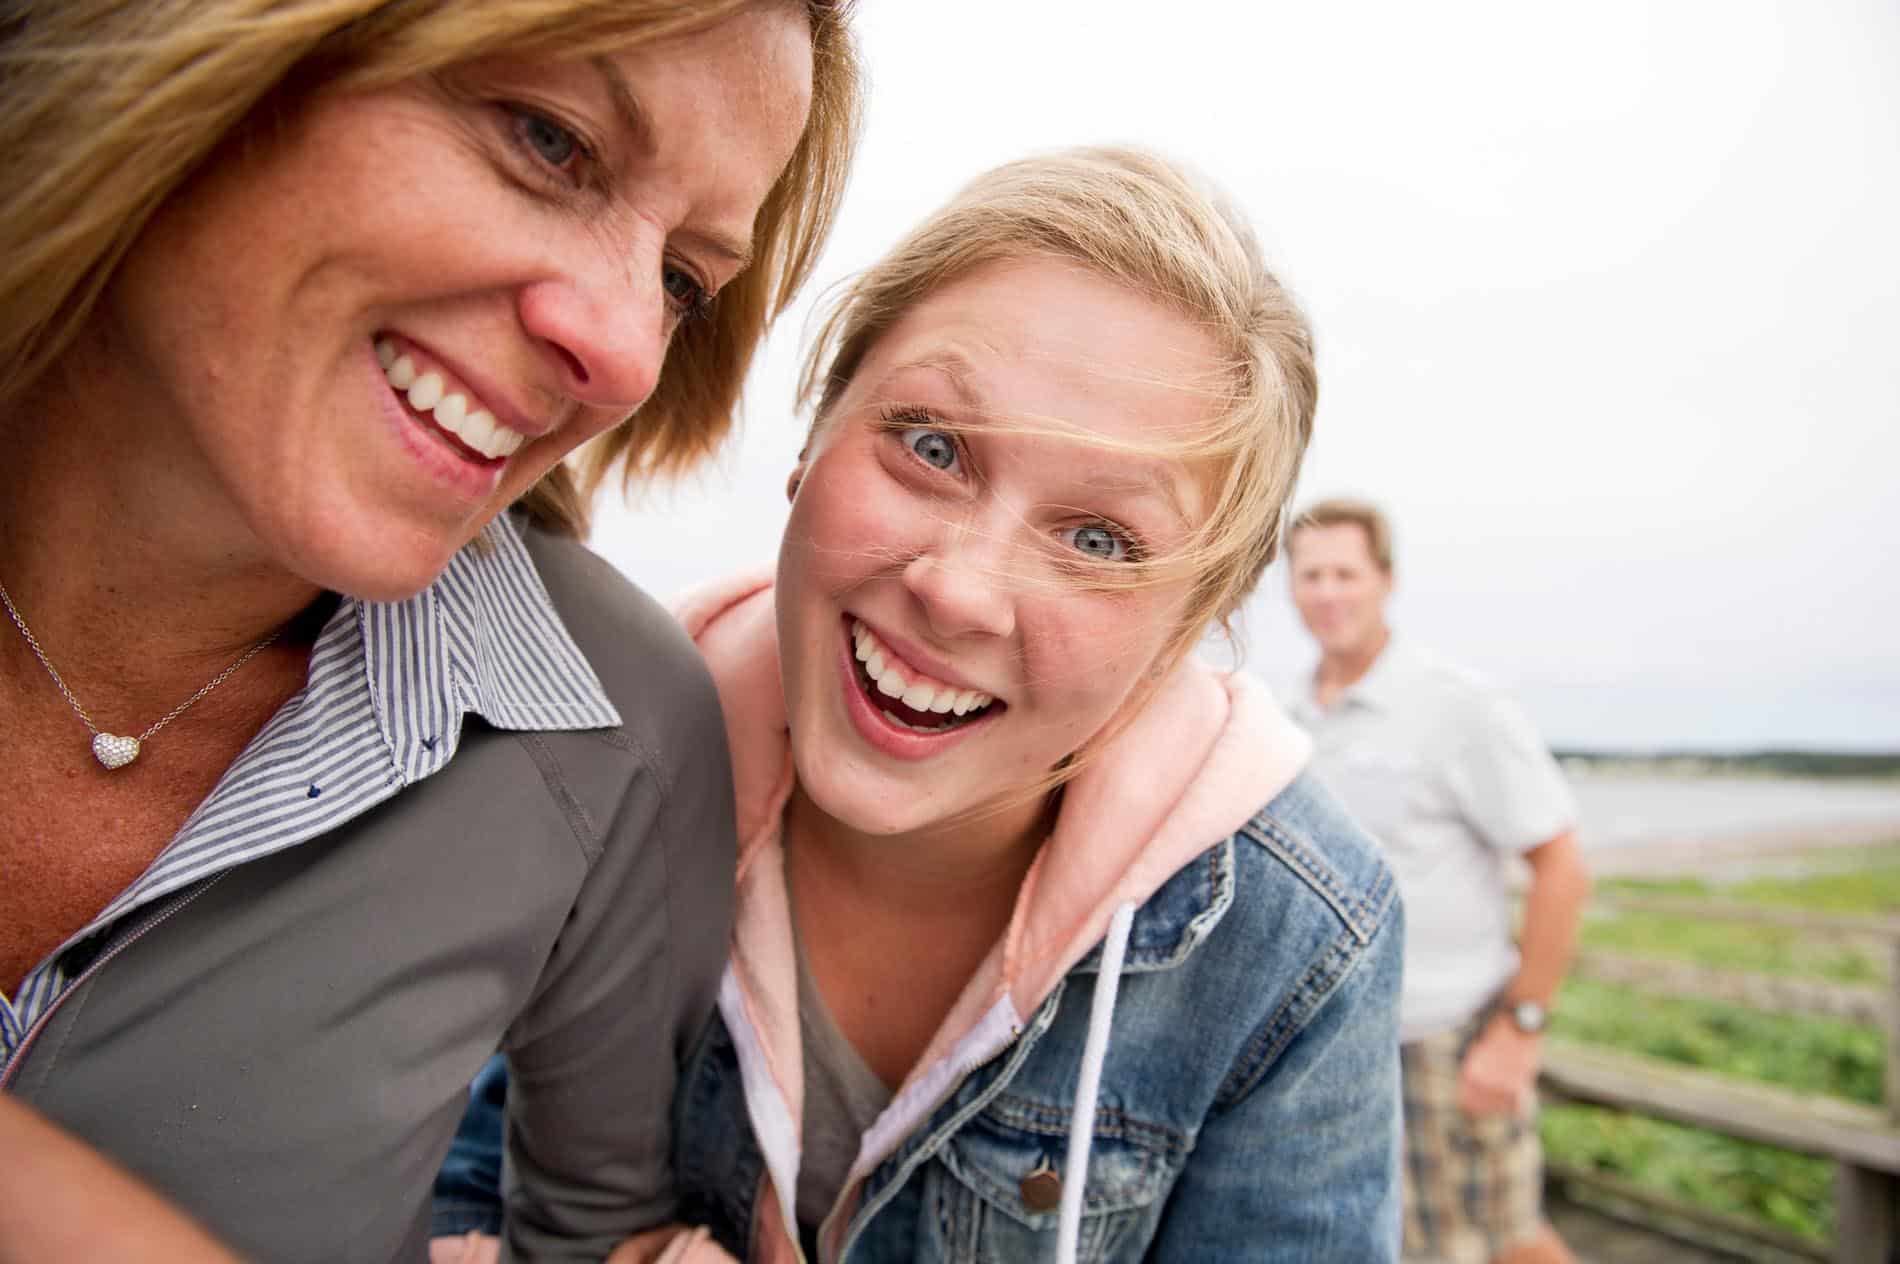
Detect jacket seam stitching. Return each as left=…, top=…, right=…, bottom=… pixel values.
left=1212, top=923, right=1363, bottom=1107
left=1240, top=813, right=1392, bottom=944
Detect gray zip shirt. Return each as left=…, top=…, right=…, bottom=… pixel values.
left=2, top=520, right=736, bottom=1263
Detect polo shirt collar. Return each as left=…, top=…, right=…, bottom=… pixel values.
left=1340, top=635, right=1411, bottom=711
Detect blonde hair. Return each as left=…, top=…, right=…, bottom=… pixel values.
left=0, top=0, right=861, bottom=535
left=1289, top=497, right=1394, bottom=573
left=797, top=146, right=1318, bottom=681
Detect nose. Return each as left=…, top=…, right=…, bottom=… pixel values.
left=516, top=225, right=669, bottom=412
left=901, top=522, right=1017, bottom=642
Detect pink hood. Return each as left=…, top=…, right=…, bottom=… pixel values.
left=674, top=573, right=1313, bottom=1261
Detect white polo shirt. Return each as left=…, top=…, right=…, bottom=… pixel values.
left=1286, top=640, right=1576, bottom=1042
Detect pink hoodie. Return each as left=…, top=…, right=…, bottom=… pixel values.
left=673, top=573, right=1314, bottom=1263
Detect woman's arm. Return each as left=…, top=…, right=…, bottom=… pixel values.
left=1145, top=905, right=1406, bottom=1261
left=494, top=663, right=738, bottom=1259
left=0, top=1094, right=242, bottom=1263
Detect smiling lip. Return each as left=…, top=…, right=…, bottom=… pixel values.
left=371, top=340, right=509, bottom=501
left=852, top=617, right=989, bottom=696
left=386, top=333, right=552, bottom=444
left=836, top=620, right=1000, bottom=761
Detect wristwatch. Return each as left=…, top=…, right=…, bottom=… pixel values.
left=1503, top=999, right=1549, bottom=1035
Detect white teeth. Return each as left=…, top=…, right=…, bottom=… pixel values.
left=407, top=371, right=444, bottom=412
left=377, top=341, right=528, bottom=460
left=850, top=620, right=996, bottom=721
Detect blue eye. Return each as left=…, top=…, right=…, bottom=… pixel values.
left=900, top=427, right=959, bottom=472
left=662, top=265, right=711, bottom=322
left=514, top=109, right=581, bottom=171
left=1060, top=524, right=1132, bottom=563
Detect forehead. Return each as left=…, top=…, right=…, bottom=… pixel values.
left=581, top=6, right=813, bottom=252
left=1291, top=522, right=1380, bottom=568
left=848, top=256, right=1224, bottom=493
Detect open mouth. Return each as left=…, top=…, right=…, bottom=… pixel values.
left=375, top=335, right=525, bottom=466
left=847, top=618, right=1002, bottom=735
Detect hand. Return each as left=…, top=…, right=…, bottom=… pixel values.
left=429, top=1233, right=500, bottom=1264
left=607, top=1225, right=738, bottom=1264
left=1456, top=1015, right=1542, bottom=1117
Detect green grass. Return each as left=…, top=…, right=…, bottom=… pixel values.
left=1540, top=841, right=1899, bottom=1246
left=1551, top=979, right=1886, bottom=1105
left=1543, top=1104, right=1837, bottom=1241
left=1578, top=843, right=1900, bottom=985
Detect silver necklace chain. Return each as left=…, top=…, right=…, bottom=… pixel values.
left=0, top=576, right=281, bottom=769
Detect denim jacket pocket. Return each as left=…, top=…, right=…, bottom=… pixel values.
left=923, top=1095, right=1179, bottom=1262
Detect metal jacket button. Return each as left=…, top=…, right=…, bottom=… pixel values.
left=1020, top=1162, right=1062, bottom=1213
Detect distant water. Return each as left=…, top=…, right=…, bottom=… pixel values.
left=1568, top=772, right=1900, bottom=851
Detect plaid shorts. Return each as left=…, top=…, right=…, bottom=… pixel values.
left=1399, top=1011, right=1544, bottom=1264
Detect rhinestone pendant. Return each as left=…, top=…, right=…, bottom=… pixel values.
left=92, top=732, right=141, bottom=770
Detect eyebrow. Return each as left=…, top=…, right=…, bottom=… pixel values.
left=891, top=350, right=1196, bottom=530
left=895, top=350, right=987, bottom=410
left=588, top=56, right=755, bottom=273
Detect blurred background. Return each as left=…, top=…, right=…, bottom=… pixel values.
left=595, top=0, right=1898, bottom=759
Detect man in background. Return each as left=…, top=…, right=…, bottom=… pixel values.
left=1284, top=498, right=1592, bottom=1264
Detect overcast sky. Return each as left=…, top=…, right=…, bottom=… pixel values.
left=591, top=0, right=1900, bottom=752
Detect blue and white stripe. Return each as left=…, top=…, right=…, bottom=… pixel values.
left=1, top=516, right=621, bottom=1061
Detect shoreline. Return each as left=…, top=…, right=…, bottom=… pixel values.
left=1584, top=817, right=1900, bottom=878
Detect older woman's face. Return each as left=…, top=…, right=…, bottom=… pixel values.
left=94, top=5, right=812, bottom=599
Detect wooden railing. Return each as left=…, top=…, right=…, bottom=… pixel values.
left=1538, top=892, right=1900, bottom=1264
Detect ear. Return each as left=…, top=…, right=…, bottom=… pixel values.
left=785, top=460, right=806, bottom=504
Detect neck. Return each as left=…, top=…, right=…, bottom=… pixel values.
left=0, top=368, right=323, bottom=714
left=1315, top=625, right=1390, bottom=699
left=781, top=781, right=1052, bottom=924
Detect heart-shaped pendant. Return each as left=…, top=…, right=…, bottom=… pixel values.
left=92, top=732, right=141, bottom=769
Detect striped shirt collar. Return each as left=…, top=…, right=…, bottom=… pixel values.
left=363, top=512, right=621, bottom=784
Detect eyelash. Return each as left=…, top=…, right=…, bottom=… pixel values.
left=503, top=104, right=715, bottom=325
left=877, top=406, right=1143, bottom=564
left=879, top=406, right=960, bottom=463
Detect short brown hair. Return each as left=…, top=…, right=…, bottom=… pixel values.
left=1289, top=497, right=1394, bottom=572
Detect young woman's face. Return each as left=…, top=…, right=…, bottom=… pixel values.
left=776, top=256, right=1224, bottom=840
left=91, top=5, right=812, bottom=599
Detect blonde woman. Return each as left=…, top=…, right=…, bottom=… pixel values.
left=0, top=3, right=858, bottom=1261
left=443, top=148, right=1403, bottom=1262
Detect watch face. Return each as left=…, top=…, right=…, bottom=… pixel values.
left=1511, top=1001, right=1548, bottom=1033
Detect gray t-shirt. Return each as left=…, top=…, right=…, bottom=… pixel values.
left=793, top=909, right=893, bottom=1249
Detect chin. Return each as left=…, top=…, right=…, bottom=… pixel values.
left=273, top=511, right=476, bottom=605
left=791, top=747, right=934, bottom=839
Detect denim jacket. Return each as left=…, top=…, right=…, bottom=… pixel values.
left=439, top=576, right=1403, bottom=1261
left=674, top=773, right=1402, bottom=1262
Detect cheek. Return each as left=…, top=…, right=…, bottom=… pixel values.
left=787, top=455, right=919, bottom=585
left=1023, top=597, right=1171, bottom=713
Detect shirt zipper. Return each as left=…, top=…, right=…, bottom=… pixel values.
left=0, top=874, right=226, bottom=1089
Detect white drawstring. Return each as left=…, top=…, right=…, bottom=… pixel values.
left=1055, top=900, right=1137, bottom=1264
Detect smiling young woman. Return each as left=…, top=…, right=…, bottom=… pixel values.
left=0, top=3, right=859, bottom=1261
left=440, top=147, right=1404, bottom=1264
